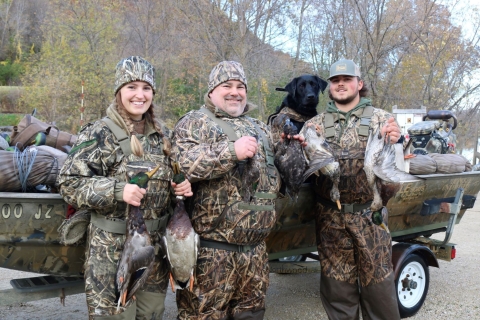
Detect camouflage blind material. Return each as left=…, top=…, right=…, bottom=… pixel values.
left=407, top=120, right=440, bottom=136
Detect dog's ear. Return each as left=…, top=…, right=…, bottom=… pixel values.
left=315, top=76, right=328, bottom=94
left=284, top=77, right=298, bottom=98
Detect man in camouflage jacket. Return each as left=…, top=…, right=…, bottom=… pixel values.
left=172, top=61, right=281, bottom=320
left=299, top=59, right=402, bottom=320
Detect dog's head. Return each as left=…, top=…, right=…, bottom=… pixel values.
left=277, top=75, right=328, bottom=117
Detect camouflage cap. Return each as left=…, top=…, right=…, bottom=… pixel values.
left=208, top=61, right=247, bottom=93
left=328, top=59, right=361, bottom=80
left=114, top=56, right=156, bottom=95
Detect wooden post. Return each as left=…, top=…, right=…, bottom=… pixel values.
left=80, top=80, right=85, bottom=126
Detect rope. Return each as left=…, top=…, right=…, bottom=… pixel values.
left=13, top=145, right=38, bottom=192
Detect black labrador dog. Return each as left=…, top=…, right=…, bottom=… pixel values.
left=270, top=74, right=328, bottom=131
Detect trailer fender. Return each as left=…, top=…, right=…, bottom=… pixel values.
left=392, top=242, right=439, bottom=279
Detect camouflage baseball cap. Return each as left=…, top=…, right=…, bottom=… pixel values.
left=208, top=61, right=247, bottom=93
left=328, top=59, right=361, bottom=80
left=114, top=56, right=156, bottom=95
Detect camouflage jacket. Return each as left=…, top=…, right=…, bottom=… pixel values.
left=301, top=99, right=393, bottom=205
left=59, top=108, right=174, bottom=220
left=172, top=97, right=281, bottom=245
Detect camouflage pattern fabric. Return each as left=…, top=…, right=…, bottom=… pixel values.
left=407, top=120, right=440, bottom=135
left=301, top=105, right=393, bottom=205
left=84, top=224, right=169, bottom=318
left=172, top=97, right=281, bottom=245
left=208, top=61, right=247, bottom=93
left=172, top=95, right=279, bottom=319
left=58, top=118, right=173, bottom=220
left=114, top=56, right=156, bottom=95
left=176, top=242, right=269, bottom=319
left=315, top=203, right=392, bottom=287
left=300, top=104, right=395, bottom=286
left=59, top=109, right=174, bottom=318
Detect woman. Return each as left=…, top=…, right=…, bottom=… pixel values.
left=58, top=56, right=192, bottom=319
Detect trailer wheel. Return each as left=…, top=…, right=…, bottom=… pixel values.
left=395, top=253, right=429, bottom=318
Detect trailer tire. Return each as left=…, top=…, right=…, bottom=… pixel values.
left=395, top=253, right=429, bottom=318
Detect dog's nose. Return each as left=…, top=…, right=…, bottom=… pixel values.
left=306, top=94, right=315, bottom=100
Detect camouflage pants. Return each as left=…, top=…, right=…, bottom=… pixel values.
left=84, top=224, right=169, bottom=319
left=315, top=203, right=393, bottom=287
left=315, top=204, right=399, bottom=319
left=176, top=241, right=269, bottom=320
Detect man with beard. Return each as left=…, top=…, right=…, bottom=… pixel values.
left=299, top=59, right=402, bottom=319
left=172, top=61, right=280, bottom=319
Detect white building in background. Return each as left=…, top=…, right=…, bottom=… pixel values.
left=391, top=105, right=427, bottom=138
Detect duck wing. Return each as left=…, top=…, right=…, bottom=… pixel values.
left=124, top=247, right=155, bottom=302
left=302, top=125, right=336, bottom=181
left=116, top=205, right=155, bottom=309
left=371, top=129, right=419, bottom=183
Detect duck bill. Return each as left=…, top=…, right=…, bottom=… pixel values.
left=146, top=165, right=161, bottom=179
left=380, top=222, right=390, bottom=234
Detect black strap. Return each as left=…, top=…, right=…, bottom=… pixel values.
left=200, top=238, right=258, bottom=253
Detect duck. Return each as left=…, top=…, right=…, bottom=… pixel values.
left=364, top=123, right=419, bottom=213
left=162, top=163, right=199, bottom=292
left=116, top=165, right=160, bottom=310
left=162, top=199, right=199, bottom=292
left=302, top=124, right=341, bottom=210
left=272, top=114, right=307, bottom=201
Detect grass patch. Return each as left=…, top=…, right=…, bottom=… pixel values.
left=0, top=113, right=22, bottom=126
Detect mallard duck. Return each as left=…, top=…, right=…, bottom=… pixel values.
left=162, top=164, right=199, bottom=292
left=116, top=165, right=160, bottom=310
left=116, top=205, right=155, bottom=309
left=272, top=114, right=307, bottom=201
left=364, top=123, right=419, bottom=213
left=162, top=200, right=199, bottom=292
left=302, top=124, right=341, bottom=209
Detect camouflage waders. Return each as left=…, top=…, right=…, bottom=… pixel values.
left=301, top=101, right=400, bottom=320
left=59, top=105, right=175, bottom=319
left=84, top=224, right=169, bottom=319
left=176, top=242, right=269, bottom=320
left=172, top=92, right=280, bottom=319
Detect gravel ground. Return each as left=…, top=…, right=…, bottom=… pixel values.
left=1, top=203, right=479, bottom=319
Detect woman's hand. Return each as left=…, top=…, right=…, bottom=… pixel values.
left=123, top=183, right=146, bottom=206
left=171, top=179, right=193, bottom=198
